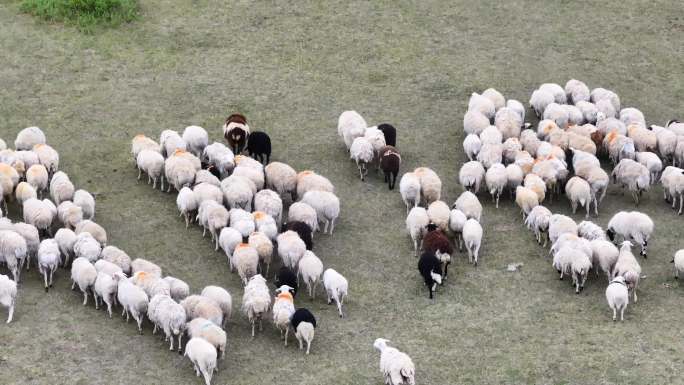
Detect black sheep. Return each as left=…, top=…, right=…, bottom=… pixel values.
left=281, top=221, right=313, bottom=250
left=247, top=131, right=272, bottom=164
left=275, top=266, right=299, bottom=297
left=224, top=113, right=249, bottom=154
left=421, top=224, right=452, bottom=281
left=290, top=308, right=317, bottom=354
left=379, top=145, right=401, bottom=190
left=378, top=123, right=397, bottom=147
left=418, top=251, right=443, bottom=299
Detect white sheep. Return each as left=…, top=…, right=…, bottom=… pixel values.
left=187, top=318, right=226, bottom=360
left=414, top=167, right=442, bottom=205
left=296, top=171, right=334, bottom=200
left=426, top=201, right=450, bottom=233
left=164, top=152, right=196, bottom=192
left=506, top=99, right=525, bottom=122
left=672, top=250, right=684, bottom=279
left=254, top=189, right=283, bottom=225
left=502, top=137, right=522, bottom=164
left=272, top=285, right=296, bottom=345
left=25, top=165, right=48, bottom=195
left=254, top=211, right=278, bottom=242
left=301, top=190, right=340, bottom=234
left=485, top=163, right=507, bottom=208
left=147, top=294, right=187, bottom=351
left=612, top=241, right=641, bottom=303
left=37, top=239, right=60, bottom=292
left=277, top=231, right=306, bottom=270
left=463, top=110, right=490, bottom=135
left=620, top=107, right=646, bottom=128
left=570, top=252, right=593, bottom=294
left=14, top=126, right=46, bottom=150
left=54, top=227, right=76, bottom=266
left=57, top=201, right=82, bottom=230
left=577, top=220, right=605, bottom=241
left=476, top=143, right=503, bottom=169
left=606, top=211, right=654, bottom=257
left=543, top=103, right=569, bottom=129
left=373, top=338, right=416, bottom=385
left=241, top=274, right=272, bottom=336
left=22, top=198, right=55, bottom=235
left=70, top=257, right=97, bottom=306
left=479, top=125, right=503, bottom=145
left=265, top=162, right=297, bottom=200
left=323, top=268, right=348, bottom=318
left=350, top=136, right=374, bottom=181
left=248, top=230, right=273, bottom=274
left=468, top=93, right=495, bottom=120
left=482, top=88, right=505, bottom=110
left=184, top=337, right=217, bottom=385
left=540, top=83, right=567, bottom=104
left=200, top=285, right=232, bottom=327
left=219, top=227, right=242, bottom=270
left=406, top=207, right=429, bottom=256
left=159, top=130, right=187, bottom=157
left=73, top=232, right=101, bottom=263
left=101, top=245, right=132, bottom=274
left=136, top=149, right=165, bottom=189
left=197, top=200, right=229, bottom=250
left=131, top=134, right=160, bottom=163
left=131, top=258, right=162, bottom=277
left=13, top=222, right=39, bottom=270
left=181, top=295, right=223, bottom=327
left=193, top=182, right=223, bottom=206
left=177, top=186, right=198, bottom=228
left=575, top=101, right=598, bottom=124
left=288, top=202, right=318, bottom=233
left=0, top=274, right=17, bottom=323
left=458, top=161, right=485, bottom=194
left=505, top=163, right=524, bottom=196
left=220, top=175, right=254, bottom=211
left=93, top=272, right=117, bottom=318
left=338, top=110, right=368, bottom=149
left=163, top=276, right=190, bottom=302
left=463, top=134, right=482, bottom=161
left=229, top=208, right=255, bottom=240
left=590, top=239, right=619, bottom=281
left=515, top=186, right=538, bottom=219
left=182, top=126, right=209, bottom=157
left=194, top=170, right=220, bottom=187
left=524, top=205, right=552, bottom=247
left=548, top=214, right=578, bottom=245
left=453, top=191, right=482, bottom=222
left=399, top=172, right=421, bottom=213
left=298, top=250, right=324, bottom=299
left=233, top=243, right=259, bottom=285
left=203, top=142, right=235, bottom=177
left=606, top=276, right=629, bottom=321
left=635, top=151, right=663, bottom=184
left=0, top=229, right=25, bottom=282
left=494, top=107, right=522, bottom=140
left=565, top=176, right=592, bottom=218
left=232, top=164, right=265, bottom=190
left=529, top=89, right=555, bottom=118
left=94, top=259, right=122, bottom=276
left=49, top=171, right=74, bottom=205
left=449, top=208, right=467, bottom=250
left=132, top=271, right=171, bottom=298
left=462, top=219, right=483, bottom=266
left=564, top=79, right=590, bottom=104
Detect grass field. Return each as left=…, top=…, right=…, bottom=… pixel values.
left=1, top=0, right=683, bottom=384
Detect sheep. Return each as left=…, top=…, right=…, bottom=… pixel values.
left=131, top=258, right=162, bottom=277
left=627, top=124, right=657, bottom=153
left=134, top=149, right=164, bottom=190
left=364, top=126, right=387, bottom=168
left=101, top=246, right=132, bottom=274
left=479, top=125, right=503, bottom=145
left=611, top=159, right=650, bottom=204
left=650, top=125, right=677, bottom=164
left=14, top=126, right=46, bottom=150
left=449, top=209, right=467, bottom=251
left=551, top=247, right=574, bottom=280
left=564, top=79, right=590, bottom=104
left=453, top=191, right=482, bottom=222
left=494, top=107, right=522, bottom=140
left=421, top=226, right=452, bottom=280
left=13, top=182, right=36, bottom=206
left=94, top=259, right=123, bottom=276
left=550, top=234, right=593, bottom=260
left=276, top=266, right=299, bottom=297
left=502, top=138, right=522, bottom=164
left=132, top=271, right=171, bottom=298
left=54, top=227, right=76, bottom=267
left=203, top=142, right=235, bottom=178
left=620, top=107, right=646, bottom=128
left=506, top=99, right=525, bottom=121
left=232, top=164, right=265, bottom=191
left=660, top=166, right=684, bottom=210
left=426, top=201, right=449, bottom=233
left=380, top=146, right=401, bottom=190
left=612, top=241, right=642, bottom=303
left=264, top=162, right=297, bottom=200
left=524, top=173, right=546, bottom=203
left=564, top=176, right=592, bottom=218
left=12, top=222, right=38, bottom=267
left=175, top=187, right=198, bottom=228
left=485, top=163, right=507, bottom=207
left=221, top=114, right=250, bottom=155
left=298, top=250, right=323, bottom=299
left=70, top=257, right=97, bottom=306
left=193, top=182, right=223, bottom=206
left=463, top=134, right=482, bottom=161
left=672, top=250, right=684, bottom=279
left=468, top=92, right=496, bottom=120
left=577, top=220, right=605, bottom=241
left=323, top=268, right=348, bottom=317
left=505, top=163, right=524, bottom=197
left=194, top=169, right=220, bottom=187
left=0, top=229, right=25, bottom=282
left=414, top=167, right=442, bottom=205
left=575, top=101, right=598, bottom=125
left=233, top=243, right=259, bottom=285
left=22, top=198, right=55, bottom=235
left=515, top=186, right=538, bottom=219
left=590, top=239, right=619, bottom=281
left=147, top=294, right=187, bottom=351
left=635, top=151, right=663, bottom=184
left=525, top=205, right=552, bottom=246
left=677, top=137, right=684, bottom=168
left=131, top=134, right=160, bottom=164
left=0, top=274, right=17, bottom=323
left=462, top=219, right=483, bottom=266
left=458, top=161, right=485, bottom=194
left=529, top=89, right=555, bottom=119
left=481, top=88, right=505, bottom=110
left=406, top=207, right=429, bottom=256
left=570, top=252, right=593, bottom=294
left=49, top=171, right=74, bottom=205
left=162, top=276, right=190, bottom=302
left=272, top=285, right=296, bottom=345
left=184, top=339, right=217, bottom=385
left=591, top=88, right=621, bottom=112
left=301, top=190, right=340, bottom=234
left=338, top=110, right=367, bottom=149
left=606, top=211, right=654, bottom=257
left=254, top=189, right=282, bottom=224
left=548, top=214, right=578, bottom=245
left=277, top=231, right=307, bottom=270
left=291, top=308, right=316, bottom=354
left=294, top=171, right=333, bottom=201
left=399, top=172, right=421, bottom=213
left=159, top=129, right=186, bottom=157
left=373, top=338, right=416, bottom=385
left=93, top=272, right=117, bottom=318
left=25, top=164, right=48, bottom=195
left=229, top=208, right=256, bottom=240
left=246, top=131, right=271, bottom=164
left=543, top=103, right=569, bottom=129
left=219, top=175, right=253, bottom=211
left=197, top=201, right=229, bottom=250
left=164, top=151, right=196, bottom=192
left=75, top=220, right=107, bottom=246
left=477, top=143, right=503, bottom=169
left=248, top=231, right=273, bottom=275
left=539, top=83, right=567, bottom=104
left=37, top=239, right=60, bottom=292
left=606, top=276, right=629, bottom=321
left=463, top=110, right=490, bottom=136
left=181, top=295, right=223, bottom=327
left=0, top=163, right=19, bottom=206
left=186, top=318, right=226, bottom=361
left=71, top=190, right=95, bottom=221
left=57, top=201, right=82, bottom=230
left=241, top=274, right=272, bottom=336
left=218, top=227, right=242, bottom=270
left=378, top=123, right=397, bottom=147
left=418, top=251, right=442, bottom=299
left=179, top=125, right=208, bottom=158
left=198, top=286, right=232, bottom=328
left=72, top=232, right=101, bottom=264
left=669, top=120, right=684, bottom=135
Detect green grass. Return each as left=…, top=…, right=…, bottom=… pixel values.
left=0, top=0, right=683, bottom=384
left=20, top=0, right=137, bottom=32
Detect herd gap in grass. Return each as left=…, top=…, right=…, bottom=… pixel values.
left=20, top=0, right=138, bottom=32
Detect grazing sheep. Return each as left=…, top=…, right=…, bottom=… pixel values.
left=406, top=207, right=429, bottom=256
left=14, top=126, right=46, bottom=150
left=463, top=110, right=490, bottom=136
left=37, top=239, right=60, bottom=292
left=612, top=241, right=641, bottom=303
left=233, top=243, right=259, bottom=285
left=13, top=222, right=39, bottom=269
left=548, top=214, right=578, bottom=245
left=291, top=308, right=316, bottom=354
left=606, top=276, right=629, bottom=321
left=75, top=220, right=107, bottom=246
left=265, top=162, right=297, bottom=200
left=54, top=228, right=77, bottom=266
left=201, top=285, right=232, bottom=327
left=565, top=176, right=592, bottom=218
left=590, top=239, right=619, bottom=281
left=177, top=187, right=198, bottom=228
left=373, top=338, right=416, bottom=385
left=197, top=201, right=229, bottom=250
left=101, top=246, right=132, bottom=274
left=578, top=220, right=606, bottom=241
left=288, top=201, right=318, bottom=232
left=184, top=337, right=217, bottom=385
left=272, top=285, right=296, bottom=345
left=147, top=294, right=187, bottom=351
left=449, top=209, right=467, bottom=250
left=418, top=251, right=442, bottom=299
left=0, top=274, right=17, bottom=323
left=246, top=131, right=271, bottom=164
left=414, top=167, right=441, bottom=205
left=338, top=110, right=367, bottom=149
left=70, top=257, right=97, bottom=306
left=672, top=250, right=684, bottom=279
left=72, top=232, right=101, bottom=263
left=241, top=274, right=272, bottom=336
left=323, top=268, right=348, bottom=317
left=525, top=205, right=552, bottom=246
left=515, top=186, right=538, bottom=219
left=502, top=138, right=522, bottom=164
left=181, top=295, right=223, bottom=327
left=565, top=79, right=590, bottom=104
left=468, top=93, right=496, bottom=120
left=296, top=171, right=334, bottom=200
left=131, top=134, right=160, bottom=163
left=380, top=146, right=401, bottom=190
left=248, top=231, right=274, bottom=275
left=132, top=271, right=171, bottom=298
left=163, top=276, right=190, bottom=302
left=606, top=211, right=654, bottom=257
left=462, top=219, right=483, bottom=266
left=298, top=250, right=323, bottom=299
left=426, top=201, right=450, bottom=232
left=399, top=172, right=421, bottom=213
left=25, top=165, right=48, bottom=195
left=131, top=258, right=162, bottom=277
left=93, top=272, right=117, bottom=318
left=301, top=190, right=340, bottom=234
left=459, top=161, right=485, bottom=194
left=277, top=231, right=306, bottom=270
left=485, top=163, right=507, bottom=208
left=49, top=171, right=74, bottom=205
left=181, top=126, right=209, bottom=158
left=453, top=191, right=482, bottom=222
left=186, top=318, right=226, bottom=361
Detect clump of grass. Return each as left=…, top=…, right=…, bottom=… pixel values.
left=20, top=0, right=139, bottom=32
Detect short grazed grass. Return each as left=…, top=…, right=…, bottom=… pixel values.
left=0, top=1, right=683, bottom=384
left=19, top=0, right=138, bottom=32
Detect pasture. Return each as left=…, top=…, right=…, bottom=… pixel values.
left=0, top=0, right=683, bottom=384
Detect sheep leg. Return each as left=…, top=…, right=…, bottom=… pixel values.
left=259, top=318, right=263, bottom=331
left=94, top=293, right=99, bottom=309
left=679, top=196, right=683, bottom=215
left=152, top=324, right=158, bottom=334
left=306, top=340, right=311, bottom=355
left=136, top=315, right=143, bottom=334
left=251, top=322, right=255, bottom=337
left=137, top=168, right=142, bottom=180
left=323, top=220, right=329, bottom=234
left=284, top=328, right=289, bottom=346
left=620, top=306, right=625, bottom=321
left=177, top=333, right=183, bottom=353
left=82, top=290, right=88, bottom=306
left=43, top=270, right=49, bottom=292
left=329, top=218, right=335, bottom=235
left=147, top=174, right=151, bottom=185
left=6, top=302, right=14, bottom=323
left=335, top=296, right=344, bottom=318
left=612, top=307, right=617, bottom=321
left=106, top=302, right=112, bottom=318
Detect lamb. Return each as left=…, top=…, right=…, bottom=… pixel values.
left=564, top=79, right=590, bottom=104
left=449, top=209, right=467, bottom=250
left=223, top=113, right=250, bottom=154
left=453, top=191, right=482, bottom=222
left=70, top=257, right=97, bottom=306
left=101, top=246, right=132, bottom=274
left=277, top=231, right=306, bottom=270
left=295, top=171, right=334, bottom=200
left=605, top=276, right=629, bottom=321
left=606, top=211, right=654, bottom=257
left=272, top=285, right=296, bottom=345
left=548, top=214, right=578, bottom=245
left=525, top=205, right=552, bottom=246
left=552, top=247, right=574, bottom=280
left=181, top=126, right=209, bottom=158
left=132, top=271, right=171, bottom=298
left=180, top=295, right=223, bottom=327
left=301, top=190, right=340, bottom=234
left=529, top=89, right=555, bottom=119
left=14, top=126, right=46, bottom=150
left=672, top=250, right=684, bottom=279
left=406, top=207, right=429, bottom=256
left=248, top=231, right=273, bottom=274
left=147, top=294, right=187, bottom=351
left=49, top=171, right=74, bottom=205
left=197, top=201, right=229, bottom=250
left=246, top=131, right=271, bottom=164
left=131, top=258, right=162, bottom=277
left=515, top=186, right=538, bottom=218
left=13, top=222, right=39, bottom=269
left=378, top=123, right=397, bottom=147
left=177, top=187, right=198, bottom=228
left=219, top=227, right=242, bottom=269
left=164, top=151, right=196, bottom=192
left=380, top=146, right=401, bottom=190
left=399, top=172, right=421, bottom=213
left=25, top=165, right=48, bottom=194
left=37, top=239, right=60, bottom=292
left=468, top=92, right=496, bottom=120
left=186, top=318, right=226, bottom=360
left=291, top=308, right=316, bottom=354
left=0, top=229, right=25, bottom=282
left=458, top=161, right=485, bottom=194
left=233, top=243, right=259, bottom=285
left=200, top=285, right=232, bottom=327
left=136, top=149, right=165, bottom=189
left=265, top=162, right=297, bottom=200
left=612, top=241, right=642, bottom=302
left=414, top=167, right=442, bottom=205
left=75, top=220, right=107, bottom=246
left=635, top=151, right=663, bottom=184
left=241, top=274, right=272, bottom=336
left=220, top=175, right=254, bottom=211
left=93, top=272, right=117, bottom=318
left=184, top=337, right=217, bottom=385
left=0, top=274, right=17, bottom=323
left=417, top=251, right=442, bottom=299
left=463, top=134, right=482, bottom=161
left=485, top=163, right=507, bottom=208
left=22, top=198, right=55, bottom=235
left=426, top=201, right=450, bottom=233
left=323, top=268, right=348, bottom=317
left=462, top=219, right=483, bottom=266
left=162, top=276, right=190, bottom=302
left=131, top=134, right=160, bottom=163
left=565, top=176, right=592, bottom=218
left=54, top=228, right=76, bottom=266
left=57, top=201, right=82, bottom=230
left=590, top=239, right=619, bottom=281
left=364, top=126, right=387, bottom=169
left=463, top=110, right=490, bottom=135
left=338, top=110, right=367, bottom=149
left=298, top=250, right=324, bottom=299
left=373, top=338, right=416, bottom=385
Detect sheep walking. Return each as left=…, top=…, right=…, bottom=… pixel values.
left=298, top=250, right=324, bottom=299
left=70, top=257, right=97, bottom=306
left=0, top=274, right=17, bottom=323
left=462, top=219, right=483, bottom=266
left=373, top=338, right=415, bottom=385
left=606, top=276, right=629, bottom=321
left=242, top=274, right=271, bottom=337
left=323, top=268, right=348, bottom=317
left=606, top=211, right=654, bottom=257
left=291, top=308, right=316, bottom=355
left=350, top=137, right=374, bottom=181
left=272, top=285, right=296, bottom=345
left=406, top=207, right=429, bottom=256
left=148, top=294, right=187, bottom=351
left=612, top=241, right=642, bottom=303
left=399, top=172, right=421, bottom=213
left=114, top=272, right=149, bottom=333
left=184, top=337, right=217, bottom=385
left=37, top=239, right=60, bottom=292
left=418, top=251, right=442, bottom=299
